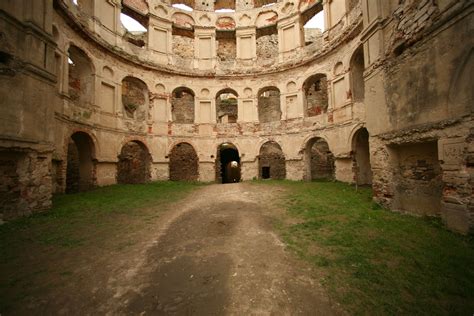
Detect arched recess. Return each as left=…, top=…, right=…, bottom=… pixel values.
left=258, top=87, right=281, bottom=123
left=66, top=132, right=96, bottom=193
left=350, top=46, right=365, bottom=102
left=121, top=76, right=148, bottom=120
left=215, top=143, right=241, bottom=183
left=305, top=137, right=334, bottom=180
left=352, top=128, right=372, bottom=185
left=169, top=142, right=199, bottom=181
left=303, top=74, right=328, bottom=117
left=68, top=45, right=94, bottom=106
left=171, top=87, right=195, bottom=123
left=117, top=141, right=151, bottom=184
left=216, top=88, right=238, bottom=123
left=258, top=141, right=286, bottom=179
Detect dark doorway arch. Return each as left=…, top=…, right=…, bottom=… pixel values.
left=216, top=143, right=241, bottom=183
left=66, top=132, right=96, bottom=193
left=169, top=142, right=199, bottom=181
left=352, top=128, right=372, bottom=185
left=117, top=141, right=151, bottom=184
left=305, top=137, right=334, bottom=180
left=258, top=141, right=286, bottom=179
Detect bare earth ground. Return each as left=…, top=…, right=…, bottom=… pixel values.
left=9, top=183, right=342, bottom=315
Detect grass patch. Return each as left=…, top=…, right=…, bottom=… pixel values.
left=0, top=181, right=201, bottom=313
left=255, top=180, right=474, bottom=315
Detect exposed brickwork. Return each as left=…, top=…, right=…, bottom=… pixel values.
left=169, top=143, right=199, bottom=181
left=117, top=141, right=151, bottom=184
left=304, top=75, right=328, bottom=116
left=122, top=77, right=148, bottom=120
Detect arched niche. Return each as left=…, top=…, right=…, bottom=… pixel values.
left=350, top=46, right=365, bottom=102
left=121, top=76, right=149, bottom=120
left=169, top=142, right=199, bottom=181
left=117, top=141, right=151, bottom=184
left=68, top=45, right=94, bottom=106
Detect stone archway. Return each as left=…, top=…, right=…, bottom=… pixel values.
left=216, top=143, right=241, bottom=183
left=66, top=132, right=96, bottom=193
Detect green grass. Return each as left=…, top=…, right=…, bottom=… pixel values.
left=255, top=180, right=474, bottom=315
left=0, top=181, right=201, bottom=313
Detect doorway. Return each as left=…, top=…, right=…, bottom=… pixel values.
left=217, top=143, right=241, bottom=183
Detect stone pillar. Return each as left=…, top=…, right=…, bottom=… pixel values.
left=194, top=27, right=216, bottom=70
left=277, top=17, right=303, bottom=62
left=148, top=17, right=173, bottom=64
left=94, top=0, right=120, bottom=45
left=236, top=27, right=256, bottom=60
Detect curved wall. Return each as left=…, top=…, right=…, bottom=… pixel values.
left=51, top=0, right=365, bottom=187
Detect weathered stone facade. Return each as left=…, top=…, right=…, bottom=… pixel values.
left=0, top=0, right=472, bottom=234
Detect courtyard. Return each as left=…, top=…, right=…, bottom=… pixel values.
left=1, top=181, right=473, bottom=315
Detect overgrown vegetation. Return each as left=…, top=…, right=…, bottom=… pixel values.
left=0, top=181, right=200, bottom=312
left=255, top=180, right=474, bottom=315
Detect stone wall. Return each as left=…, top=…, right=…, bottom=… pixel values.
left=217, top=35, right=236, bottom=61
left=0, top=150, right=52, bottom=220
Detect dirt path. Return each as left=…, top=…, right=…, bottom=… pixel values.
left=12, top=183, right=341, bottom=315
left=105, top=183, right=339, bottom=315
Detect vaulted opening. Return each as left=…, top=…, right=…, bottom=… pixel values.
left=216, top=143, right=240, bottom=183
left=121, top=76, right=148, bottom=120
left=350, top=46, right=365, bottom=102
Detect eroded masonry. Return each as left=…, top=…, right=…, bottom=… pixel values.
left=0, top=0, right=472, bottom=233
